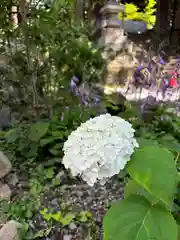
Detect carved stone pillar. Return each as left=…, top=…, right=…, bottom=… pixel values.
left=98, top=3, right=126, bottom=52
left=97, top=2, right=137, bottom=89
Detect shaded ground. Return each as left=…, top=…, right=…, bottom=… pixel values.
left=1, top=164, right=125, bottom=240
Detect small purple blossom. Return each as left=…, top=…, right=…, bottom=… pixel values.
left=147, top=62, right=152, bottom=72
left=61, top=113, right=64, bottom=121
left=70, top=76, right=79, bottom=88
left=72, top=76, right=79, bottom=83
left=70, top=80, right=77, bottom=88
left=116, top=20, right=121, bottom=25
left=70, top=76, right=79, bottom=95
left=159, top=57, right=166, bottom=65
left=81, top=94, right=87, bottom=105
left=137, top=65, right=144, bottom=71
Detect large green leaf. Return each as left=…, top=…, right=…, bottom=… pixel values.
left=5, top=128, right=19, bottom=142
left=158, top=134, right=180, bottom=153
left=128, top=146, right=178, bottom=207
left=136, top=137, right=158, bottom=148
left=28, top=122, right=49, bottom=142
left=125, top=179, right=158, bottom=204
left=103, top=195, right=177, bottom=240
left=178, top=225, right=180, bottom=240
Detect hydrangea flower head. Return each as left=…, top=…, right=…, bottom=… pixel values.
left=62, top=114, right=139, bottom=186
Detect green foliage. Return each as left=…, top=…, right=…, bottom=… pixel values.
left=128, top=146, right=178, bottom=207
left=0, top=0, right=104, bottom=119
left=40, top=208, right=75, bottom=226
left=2, top=96, right=180, bottom=239
left=120, top=0, right=156, bottom=29
left=103, top=104, right=180, bottom=240
left=124, top=179, right=157, bottom=203
left=103, top=145, right=179, bottom=240
left=40, top=208, right=92, bottom=226
left=104, top=195, right=177, bottom=240
left=2, top=104, right=95, bottom=166
left=0, top=1, right=101, bottom=239
left=28, top=122, right=50, bottom=142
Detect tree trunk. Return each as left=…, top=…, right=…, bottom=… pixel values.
left=75, top=0, right=84, bottom=21
left=172, top=0, right=180, bottom=31
left=155, top=0, right=170, bottom=36
left=170, top=0, right=180, bottom=44
left=19, top=0, right=27, bottom=26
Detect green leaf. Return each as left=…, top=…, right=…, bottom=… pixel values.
left=40, top=137, right=54, bottom=147
left=29, top=180, right=42, bottom=196
left=28, top=122, right=49, bottom=142
left=33, top=227, right=52, bottom=239
left=40, top=208, right=52, bottom=221
left=26, top=143, right=39, bottom=158
left=124, top=180, right=158, bottom=204
left=60, top=213, right=75, bottom=226
left=52, top=211, right=61, bottom=221
left=52, top=174, right=61, bottom=186
left=103, top=195, right=177, bottom=240
left=158, top=134, right=180, bottom=153
left=136, top=137, right=158, bottom=148
left=5, top=129, right=19, bottom=142
left=78, top=211, right=92, bottom=222
left=49, top=143, right=63, bottom=156
left=51, top=131, right=64, bottom=139
left=49, top=148, right=60, bottom=156
left=25, top=209, right=33, bottom=218
left=45, top=168, right=54, bottom=179
left=43, top=158, right=60, bottom=167
left=178, top=225, right=180, bottom=240
left=128, top=146, right=178, bottom=207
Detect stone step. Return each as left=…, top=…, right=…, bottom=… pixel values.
left=0, top=221, right=22, bottom=240
left=0, top=152, right=12, bottom=179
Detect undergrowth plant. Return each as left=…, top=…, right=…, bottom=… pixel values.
left=1, top=104, right=96, bottom=168
left=103, top=105, right=180, bottom=240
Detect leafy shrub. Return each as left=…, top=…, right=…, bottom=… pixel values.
left=0, top=0, right=104, bottom=119
left=2, top=104, right=96, bottom=168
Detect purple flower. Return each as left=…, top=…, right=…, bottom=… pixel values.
left=147, top=62, right=152, bottom=72
left=137, top=65, right=144, bottom=71
left=81, top=94, right=86, bottom=105
left=70, top=76, right=79, bottom=95
left=61, top=113, right=64, bottom=121
left=70, top=76, right=79, bottom=87
left=72, top=76, right=79, bottom=83
left=160, top=57, right=166, bottom=65
left=70, top=80, right=77, bottom=88
left=116, top=20, right=122, bottom=25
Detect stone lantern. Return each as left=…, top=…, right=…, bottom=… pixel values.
left=98, top=0, right=126, bottom=54
left=98, top=1, right=137, bottom=90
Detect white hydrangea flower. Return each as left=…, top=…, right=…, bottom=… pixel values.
left=62, top=113, right=139, bottom=186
